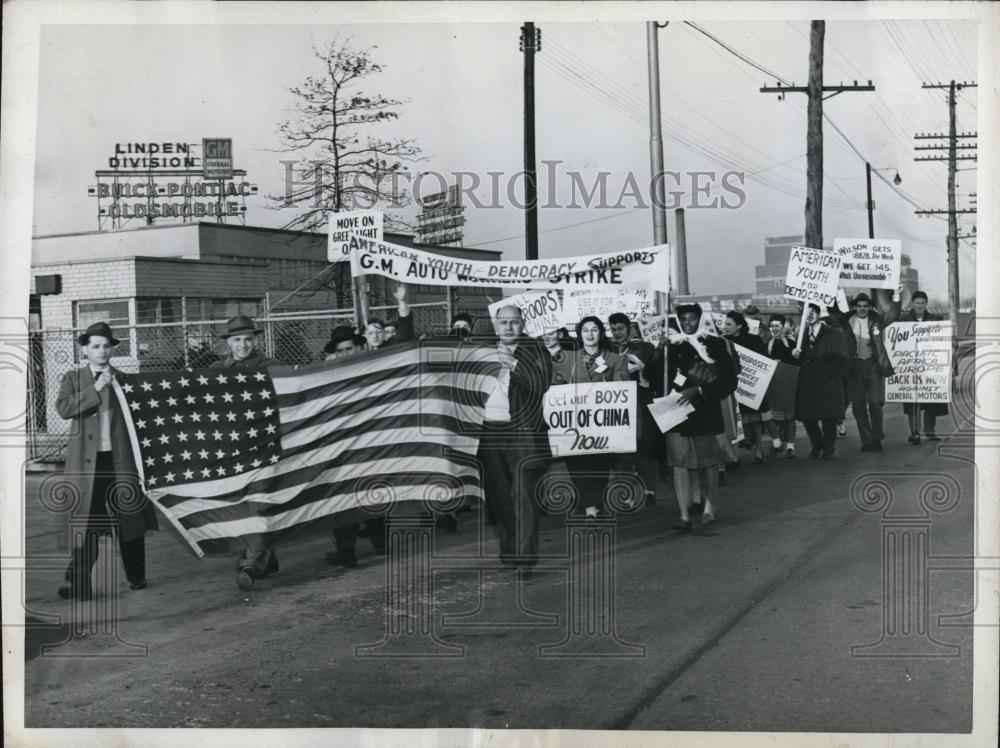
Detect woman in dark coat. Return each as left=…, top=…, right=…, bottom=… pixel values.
left=792, top=304, right=850, bottom=458
left=665, top=304, right=738, bottom=530
left=55, top=322, right=159, bottom=601
left=897, top=291, right=949, bottom=443
left=559, top=317, right=629, bottom=518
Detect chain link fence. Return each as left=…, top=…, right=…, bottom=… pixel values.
left=27, top=303, right=448, bottom=462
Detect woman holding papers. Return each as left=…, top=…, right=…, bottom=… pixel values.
left=665, top=304, right=738, bottom=531
left=561, top=316, right=629, bottom=518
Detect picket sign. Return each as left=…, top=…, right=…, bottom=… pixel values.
left=833, top=238, right=902, bottom=291
left=544, top=382, right=637, bottom=456
left=328, top=210, right=384, bottom=262
left=783, top=246, right=842, bottom=350
left=487, top=290, right=562, bottom=338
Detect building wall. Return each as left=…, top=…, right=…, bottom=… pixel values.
left=32, top=223, right=200, bottom=265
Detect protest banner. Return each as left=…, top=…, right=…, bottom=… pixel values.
left=327, top=209, right=383, bottom=262
left=544, top=381, right=637, bottom=456
left=348, top=236, right=671, bottom=291
left=783, top=246, right=842, bottom=348
left=562, top=287, right=655, bottom=327
left=884, top=321, right=953, bottom=403
left=834, top=237, right=902, bottom=290
left=764, top=361, right=799, bottom=414
left=733, top=343, right=779, bottom=410
left=783, top=246, right=842, bottom=307
left=487, top=290, right=562, bottom=338
left=638, top=314, right=670, bottom=344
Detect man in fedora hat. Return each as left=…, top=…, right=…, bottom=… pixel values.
left=211, top=314, right=284, bottom=590
left=56, top=321, right=159, bottom=601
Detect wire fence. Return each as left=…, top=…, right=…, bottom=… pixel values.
left=26, top=303, right=449, bottom=462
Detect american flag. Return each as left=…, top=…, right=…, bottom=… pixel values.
left=115, top=341, right=502, bottom=556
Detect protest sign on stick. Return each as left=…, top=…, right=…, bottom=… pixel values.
left=487, top=291, right=562, bottom=338
left=834, top=238, right=902, bottom=290
left=328, top=209, right=383, bottom=262
left=544, top=382, right=637, bottom=456
left=638, top=314, right=670, bottom=345
left=884, top=322, right=953, bottom=404
left=783, top=246, right=842, bottom=349
left=733, top=344, right=779, bottom=410
left=562, top=287, right=655, bottom=328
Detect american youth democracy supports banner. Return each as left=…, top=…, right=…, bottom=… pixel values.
left=347, top=235, right=671, bottom=291
left=115, top=342, right=501, bottom=557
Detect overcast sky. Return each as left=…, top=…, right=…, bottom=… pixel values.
left=32, top=19, right=978, bottom=300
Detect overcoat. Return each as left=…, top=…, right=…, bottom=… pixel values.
left=665, top=335, right=738, bottom=437
left=794, top=323, right=850, bottom=421
left=55, top=365, right=160, bottom=545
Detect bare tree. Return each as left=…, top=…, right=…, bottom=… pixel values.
left=268, top=37, right=422, bottom=233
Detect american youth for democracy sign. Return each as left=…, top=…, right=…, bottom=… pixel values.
left=347, top=236, right=671, bottom=291
left=783, top=246, right=842, bottom=307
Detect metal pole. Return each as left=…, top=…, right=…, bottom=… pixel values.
left=674, top=208, right=689, bottom=294
left=647, top=22, right=669, bottom=249
left=522, top=22, right=540, bottom=261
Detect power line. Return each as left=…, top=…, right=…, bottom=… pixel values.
left=683, top=22, right=792, bottom=86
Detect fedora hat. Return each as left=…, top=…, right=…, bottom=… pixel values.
left=78, top=321, right=120, bottom=347
left=324, top=325, right=366, bottom=354
left=220, top=315, right=264, bottom=339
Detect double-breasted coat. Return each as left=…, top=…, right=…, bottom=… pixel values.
left=55, top=366, right=159, bottom=545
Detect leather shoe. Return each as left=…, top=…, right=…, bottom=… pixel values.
left=672, top=520, right=693, bottom=532
left=235, top=570, right=255, bottom=591
left=129, top=579, right=148, bottom=591
left=808, top=447, right=822, bottom=459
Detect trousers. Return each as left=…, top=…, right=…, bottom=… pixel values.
left=64, top=452, right=146, bottom=590
left=803, top=419, right=838, bottom=455
left=477, top=424, right=545, bottom=567
left=848, top=358, right=885, bottom=444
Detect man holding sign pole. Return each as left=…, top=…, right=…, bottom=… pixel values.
left=792, top=304, right=849, bottom=459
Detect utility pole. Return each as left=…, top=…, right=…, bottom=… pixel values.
left=646, top=22, right=669, bottom=251
left=674, top=208, right=690, bottom=294
left=913, top=81, right=977, bottom=331
left=520, top=22, right=541, bottom=261
left=761, top=21, right=874, bottom=253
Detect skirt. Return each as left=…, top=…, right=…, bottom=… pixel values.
left=666, top=432, right=728, bottom=470
left=768, top=408, right=795, bottom=421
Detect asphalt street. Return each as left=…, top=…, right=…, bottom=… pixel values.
left=20, top=406, right=976, bottom=732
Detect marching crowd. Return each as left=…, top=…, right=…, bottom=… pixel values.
left=54, top=286, right=947, bottom=597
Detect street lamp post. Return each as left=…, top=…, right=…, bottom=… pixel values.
left=865, top=162, right=902, bottom=313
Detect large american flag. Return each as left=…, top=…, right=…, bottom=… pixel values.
left=114, top=341, right=501, bottom=556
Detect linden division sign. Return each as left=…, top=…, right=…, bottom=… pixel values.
left=88, top=139, right=258, bottom=228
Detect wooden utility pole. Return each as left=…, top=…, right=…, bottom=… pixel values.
left=761, top=21, right=874, bottom=254
left=520, top=23, right=541, bottom=261
left=914, top=81, right=977, bottom=331
left=646, top=22, right=669, bottom=251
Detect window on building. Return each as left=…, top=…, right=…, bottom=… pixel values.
left=76, top=299, right=131, bottom=357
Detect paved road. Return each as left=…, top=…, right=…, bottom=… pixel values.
left=21, top=408, right=976, bottom=731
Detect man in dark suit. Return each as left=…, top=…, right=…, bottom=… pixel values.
left=475, top=305, right=552, bottom=573
left=608, top=312, right=660, bottom=506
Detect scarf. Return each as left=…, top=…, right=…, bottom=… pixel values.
left=668, top=330, right=715, bottom=364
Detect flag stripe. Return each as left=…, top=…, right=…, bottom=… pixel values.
left=184, top=485, right=473, bottom=543
left=158, top=449, right=480, bottom=517
left=175, top=470, right=482, bottom=531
